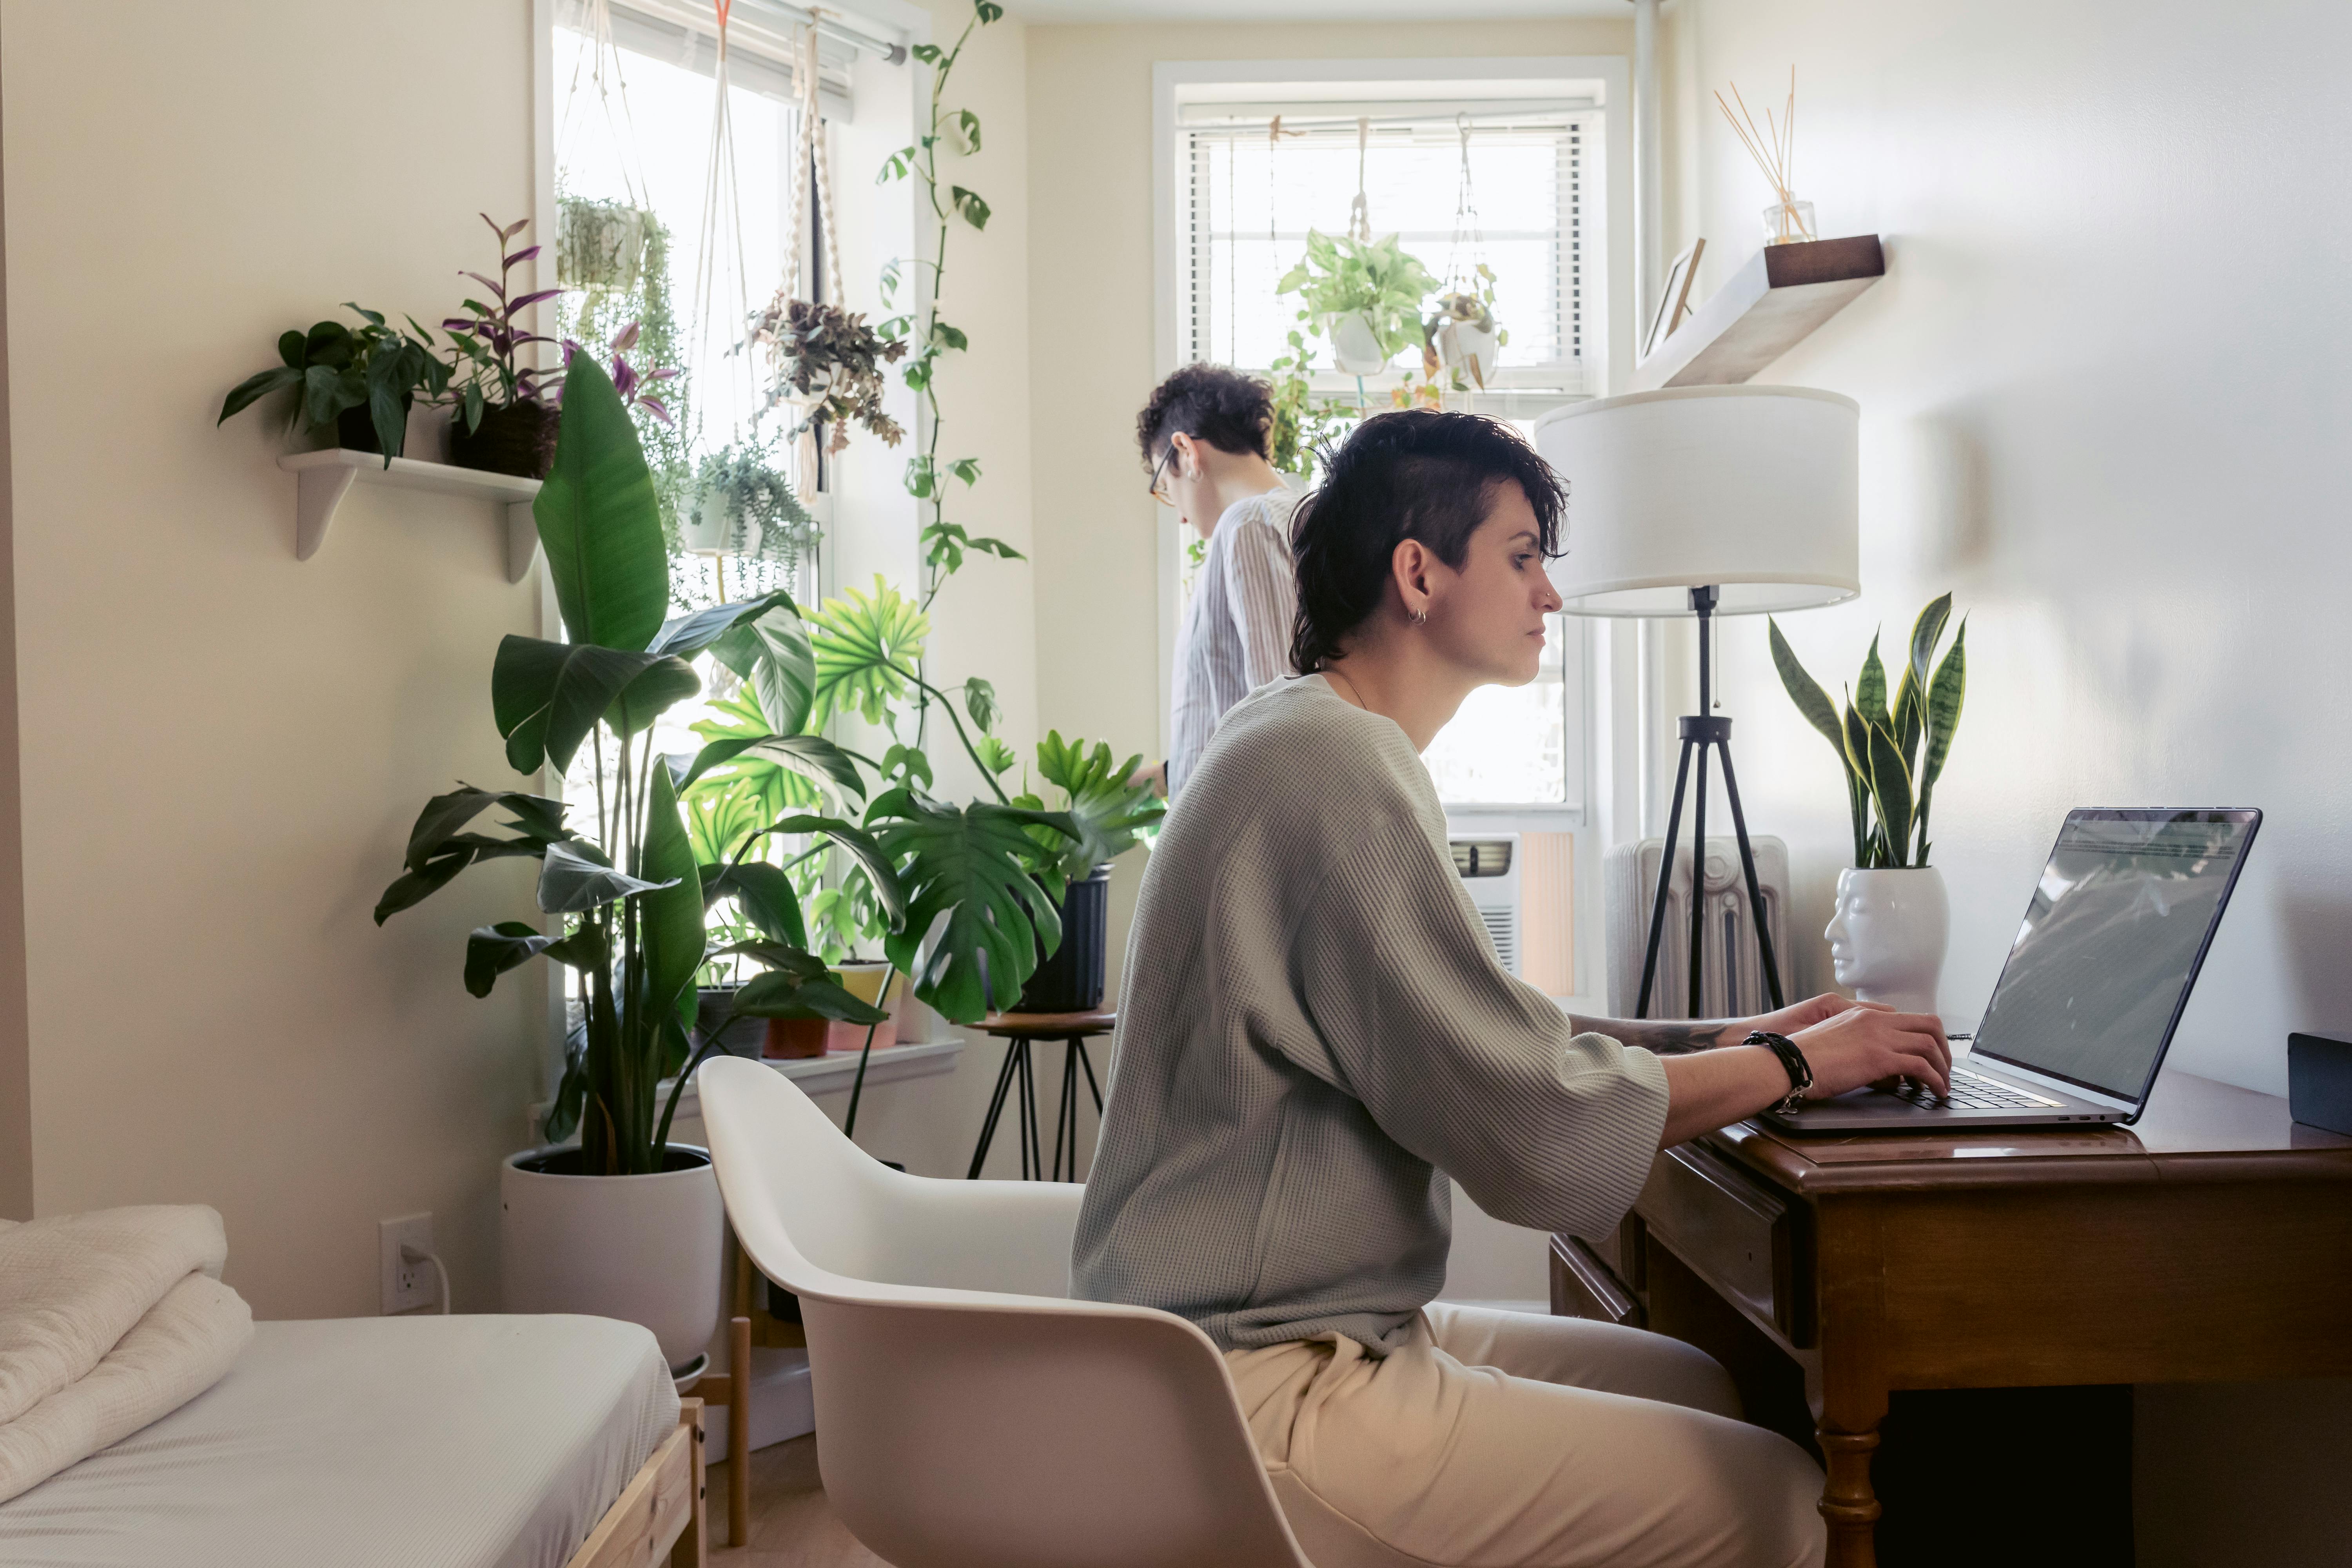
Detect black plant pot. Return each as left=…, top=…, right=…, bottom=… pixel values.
left=334, top=397, right=413, bottom=457
left=691, top=986, right=767, bottom=1058
left=1016, top=865, right=1112, bottom=1013
left=450, top=400, right=560, bottom=480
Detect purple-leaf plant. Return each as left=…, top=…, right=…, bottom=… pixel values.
left=563, top=320, right=677, bottom=427
left=443, top=214, right=563, bottom=433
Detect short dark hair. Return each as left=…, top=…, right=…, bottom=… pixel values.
left=1288, top=409, right=1566, bottom=674
left=1136, top=363, right=1274, bottom=465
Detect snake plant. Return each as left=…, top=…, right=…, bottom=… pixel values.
left=1769, top=594, right=1968, bottom=869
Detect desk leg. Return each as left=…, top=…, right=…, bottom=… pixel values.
left=1817, top=1423, right=1882, bottom=1568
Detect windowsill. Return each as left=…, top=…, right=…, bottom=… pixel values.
left=659, top=1038, right=967, bottom=1120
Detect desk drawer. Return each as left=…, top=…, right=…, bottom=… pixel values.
left=1549, top=1234, right=1644, bottom=1327
left=1637, top=1143, right=1809, bottom=1346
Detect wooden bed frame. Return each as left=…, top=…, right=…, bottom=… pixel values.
left=560, top=1397, right=707, bottom=1568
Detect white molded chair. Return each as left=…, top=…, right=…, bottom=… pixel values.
left=697, top=1056, right=1315, bottom=1568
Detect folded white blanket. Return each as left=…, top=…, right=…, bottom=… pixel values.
left=0, top=1206, right=254, bottom=1504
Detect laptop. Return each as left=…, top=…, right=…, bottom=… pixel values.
left=1763, top=808, right=2261, bottom=1134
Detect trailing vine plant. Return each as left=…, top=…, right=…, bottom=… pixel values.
left=876, top=0, right=1022, bottom=613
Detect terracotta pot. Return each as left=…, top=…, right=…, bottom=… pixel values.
left=450, top=400, right=559, bottom=480
left=763, top=1016, right=829, bottom=1059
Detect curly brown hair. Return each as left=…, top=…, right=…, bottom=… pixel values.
left=1135, top=363, right=1274, bottom=467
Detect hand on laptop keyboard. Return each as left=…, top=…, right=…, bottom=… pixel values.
left=1886, top=1067, right=2061, bottom=1111
left=1791, top=1003, right=1953, bottom=1100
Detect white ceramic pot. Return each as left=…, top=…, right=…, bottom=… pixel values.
left=1321, top=311, right=1391, bottom=376
left=681, top=486, right=731, bottom=554
left=501, top=1144, right=724, bottom=1372
left=1436, top=319, right=1501, bottom=387
left=1824, top=866, right=1950, bottom=1016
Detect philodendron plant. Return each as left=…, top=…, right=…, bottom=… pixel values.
left=1769, top=593, right=1968, bottom=870
left=1278, top=230, right=1441, bottom=360
left=374, top=352, right=887, bottom=1177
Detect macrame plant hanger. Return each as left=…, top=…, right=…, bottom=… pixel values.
left=777, top=19, right=848, bottom=485
left=686, top=0, right=765, bottom=583
left=559, top=0, right=653, bottom=249
left=1345, top=116, right=1373, bottom=409
left=1439, top=112, right=1496, bottom=395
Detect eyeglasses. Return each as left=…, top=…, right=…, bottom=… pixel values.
left=1148, top=444, right=1177, bottom=505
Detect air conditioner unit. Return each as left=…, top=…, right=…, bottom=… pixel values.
left=1448, top=832, right=1521, bottom=976
left=1603, top=837, right=1789, bottom=1019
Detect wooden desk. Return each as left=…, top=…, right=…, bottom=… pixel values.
left=1549, top=1070, right=2352, bottom=1568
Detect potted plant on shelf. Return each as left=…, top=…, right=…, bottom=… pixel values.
left=443, top=214, right=564, bottom=479
left=217, top=305, right=449, bottom=466
left=1769, top=593, right=1968, bottom=1016
left=1009, top=733, right=1166, bottom=1013
left=373, top=352, right=886, bottom=1372
left=1277, top=229, right=1439, bottom=377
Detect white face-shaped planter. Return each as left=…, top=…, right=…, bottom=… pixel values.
left=1824, top=866, right=1951, bottom=1018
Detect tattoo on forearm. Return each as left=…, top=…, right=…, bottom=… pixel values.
left=1566, top=1015, right=1737, bottom=1055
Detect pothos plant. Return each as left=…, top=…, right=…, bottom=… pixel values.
left=373, top=352, right=889, bottom=1177
left=218, top=305, right=450, bottom=466
left=1277, top=230, right=1441, bottom=361
left=1769, top=593, right=1969, bottom=870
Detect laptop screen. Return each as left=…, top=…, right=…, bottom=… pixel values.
left=1976, top=809, right=2259, bottom=1102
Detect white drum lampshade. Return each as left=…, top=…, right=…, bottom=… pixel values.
left=1532, top=385, right=1860, bottom=617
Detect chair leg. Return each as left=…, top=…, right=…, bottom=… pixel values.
left=728, top=1314, right=751, bottom=1548
left=967, top=1039, right=1022, bottom=1179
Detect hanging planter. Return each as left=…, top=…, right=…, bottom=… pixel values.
left=686, top=442, right=818, bottom=562
left=558, top=196, right=652, bottom=293
left=1430, top=120, right=1508, bottom=392
left=1320, top=311, right=1392, bottom=376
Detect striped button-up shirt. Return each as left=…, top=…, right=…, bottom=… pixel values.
left=1167, top=486, right=1302, bottom=795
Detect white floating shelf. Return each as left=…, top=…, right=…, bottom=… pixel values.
left=276, top=449, right=542, bottom=583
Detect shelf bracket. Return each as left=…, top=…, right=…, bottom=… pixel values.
left=293, top=463, right=359, bottom=563
left=505, top=502, right=540, bottom=585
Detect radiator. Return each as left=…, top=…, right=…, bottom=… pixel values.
left=1603, top=836, right=1789, bottom=1019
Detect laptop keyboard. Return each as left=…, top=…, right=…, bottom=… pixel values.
left=1888, top=1066, right=2064, bottom=1112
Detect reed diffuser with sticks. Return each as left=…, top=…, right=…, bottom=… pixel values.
left=1718, top=69, right=1815, bottom=245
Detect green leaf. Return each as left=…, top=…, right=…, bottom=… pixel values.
left=866, top=788, right=1078, bottom=1023
left=1034, top=730, right=1167, bottom=874
left=647, top=590, right=797, bottom=662
left=964, top=676, right=998, bottom=733
left=465, top=921, right=552, bottom=998
left=374, top=850, right=474, bottom=924
left=403, top=784, right=568, bottom=871
left=1768, top=619, right=1849, bottom=770
left=733, top=967, right=887, bottom=1025
left=218, top=365, right=302, bottom=425
left=1864, top=719, right=1916, bottom=869
left=491, top=636, right=699, bottom=773
left=1922, top=619, right=1967, bottom=792
left=1907, top=593, right=1953, bottom=699
left=975, top=0, right=1004, bottom=21
left=909, top=44, right=940, bottom=63
left=534, top=354, right=669, bottom=654
left=638, top=764, right=705, bottom=1018
left=678, top=732, right=866, bottom=803
left=950, top=185, right=991, bottom=230
left=1856, top=632, right=1891, bottom=737
left=807, top=576, right=931, bottom=727
left=772, top=813, right=907, bottom=931
left=537, top=840, right=676, bottom=914
left=954, top=108, right=982, bottom=153
left=933, top=321, right=969, bottom=352
left=702, top=861, right=808, bottom=949
left=974, top=735, right=1017, bottom=776
left=710, top=610, right=817, bottom=741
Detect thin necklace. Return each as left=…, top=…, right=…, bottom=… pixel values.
left=1322, top=665, right=1368, bottom=710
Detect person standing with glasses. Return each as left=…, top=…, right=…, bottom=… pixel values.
left=1133, top=365, right=1302, bottom=798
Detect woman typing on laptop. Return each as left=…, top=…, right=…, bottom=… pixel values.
left=1074, top=410, right=1950, bottom=1568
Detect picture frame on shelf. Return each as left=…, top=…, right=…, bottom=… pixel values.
left=1642, top=238, right=1706, bottom=360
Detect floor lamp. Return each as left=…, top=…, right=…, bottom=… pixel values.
left=1532, top=385, right=1860, bottom=1019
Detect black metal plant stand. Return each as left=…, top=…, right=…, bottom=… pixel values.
left=1634, top=584, right=1788, bottom=1020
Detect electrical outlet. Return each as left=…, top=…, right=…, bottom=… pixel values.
left=379, top=1213, right=436, bottom=1314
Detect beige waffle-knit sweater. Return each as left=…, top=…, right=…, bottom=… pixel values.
left=1074, top=675, right=1671, bottom=1354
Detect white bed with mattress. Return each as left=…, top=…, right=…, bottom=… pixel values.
left=0, top=1314, right=690, bottom=1568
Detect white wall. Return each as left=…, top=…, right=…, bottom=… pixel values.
left=1662, top=0, right=2352, bottom=1555
left=2, top=1, right=544, bottom=1312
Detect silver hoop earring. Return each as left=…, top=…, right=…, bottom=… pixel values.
left=1412, top=608, right=1429, bottom=626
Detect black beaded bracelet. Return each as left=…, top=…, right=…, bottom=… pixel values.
left=1747, top=1029, right=1813, bottom=1113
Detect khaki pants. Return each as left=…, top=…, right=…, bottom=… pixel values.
left=1225, top=1303, right=1826, bottom=1568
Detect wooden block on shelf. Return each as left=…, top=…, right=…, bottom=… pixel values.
left=1632, top=235, right=1885, bottom=391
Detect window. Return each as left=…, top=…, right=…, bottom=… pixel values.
left=1178, top=106, right=1597, bottom=403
